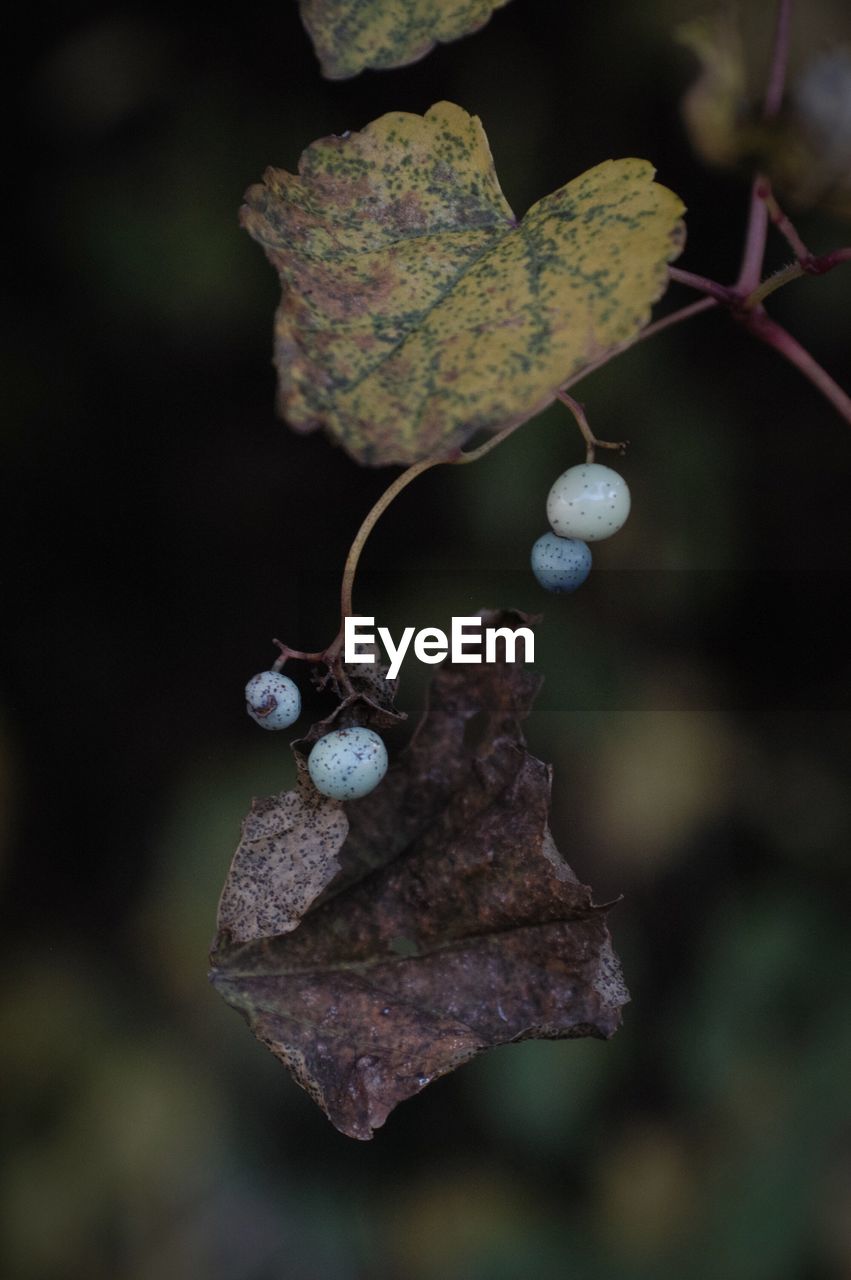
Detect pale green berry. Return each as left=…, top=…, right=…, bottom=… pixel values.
left=245, top=671, right=301, bottom=730
left=547, top=463, right=631, bottom=542
left=308, top=727, right=388, bottom=800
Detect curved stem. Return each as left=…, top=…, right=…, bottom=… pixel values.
left=337, top=413, right=563, bottom=623
left=556, top=390, right=627, bottom=463
left=745, top=311, right=851, bottom=424
left=339, top=453, right=453, bottom=620
left=452, top=417, right=538, bottom=465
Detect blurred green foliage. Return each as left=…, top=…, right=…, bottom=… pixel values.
left=2, top=1, right=850, bottom=1277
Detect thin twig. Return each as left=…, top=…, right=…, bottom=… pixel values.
left=558, top=297, right=719, bottom=392
left=556, top=390, right=628, bottom=463
left=737, top=179, right=770, bottom=292
left=339, top=452, right=452, bottom=620
left=668, top=267, right=735, bottom=303
left=737, top=0, right=795, bottom=290
left=637, top=296, right=719, bottom=340
left=763, top=0, right=793, bottom=119
left=746, top=311, right=851, bottom=424
left=272, top=640, right=326, bottom=670
left=759, top=180, right=811, bottom=261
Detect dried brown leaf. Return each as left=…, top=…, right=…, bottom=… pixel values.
left=216, top=769, right=349, bottom=944
left=211, top=611, right=628, bottom=1139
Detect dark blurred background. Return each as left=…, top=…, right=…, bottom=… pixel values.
left=3, top=1, right=851, bottom=1277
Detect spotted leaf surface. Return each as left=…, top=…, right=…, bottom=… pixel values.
left=241, top=102, right=686, bottom=466
left=298, top=0, right=512, bottom=79
left=217, top=772, right=349, bottom=942
left=211, top=612, right=629, bottom=1139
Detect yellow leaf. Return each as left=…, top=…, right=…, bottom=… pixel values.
left=678, top=14, right=752, bottom=169
left=242, top=102, right=685, bottom=467
left=298, top=0, right=512, bottom=79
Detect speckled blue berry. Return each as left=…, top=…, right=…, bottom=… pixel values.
left=308, top=727, right=388, bottom=800
left=245, top=671, right=301, bottom=730
left=531, top=532, right=592, bottom=593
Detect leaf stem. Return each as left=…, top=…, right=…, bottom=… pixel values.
left=745, top=311, right=851, bottom=425
left=637, top=296, right=719, bottom=340
left=668, top=266, right=735, bottom=303
left=556, top=297, right=718, bottom=394
left=737, top=0, right=793, bottom=289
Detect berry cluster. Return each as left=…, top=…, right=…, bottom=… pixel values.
left=245, top=670, right=388, bottom=800
left=244, top=462, right=629, bottom=797
left=531, top=463, right=631, bottom=593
